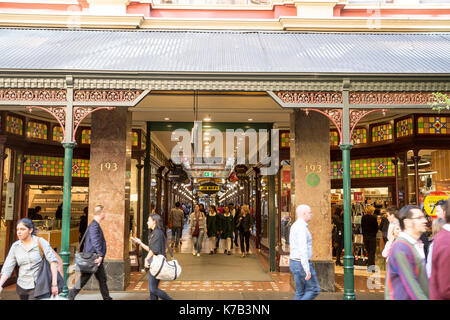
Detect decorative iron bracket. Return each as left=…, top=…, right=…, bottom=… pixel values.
left=27, top=106, right=115, bottom=142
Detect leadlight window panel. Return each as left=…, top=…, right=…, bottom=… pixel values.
left=330, top=131, right=339, bottom=147
left=24, top=155, right=90, bottom=177
left=132, top=131, right=139, bottom=147
left=27, top=121, right=48, bottom=140
left=53, top=126, right=64, bottom=142
left=6, top=115, right=23, bottom=135
left=280, top=132, right=290, bottom=148
left=417, top=116, right=449, bottom=135
left=351, top=128, right=367, bottom=145
left=81, top=129, right=91, bottom=144
left=396, top=118, right=414, bottom=138
left=371, top=123, right=392, bottom=143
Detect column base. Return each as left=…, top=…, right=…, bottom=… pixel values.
left=84, top=260, right=130, bottom=291
left=289, top=260, right=336, bottom=292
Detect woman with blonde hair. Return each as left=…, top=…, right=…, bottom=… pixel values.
left=237, top=205, right=253, bottom=258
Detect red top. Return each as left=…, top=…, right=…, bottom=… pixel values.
left=430, top=228, right=450, bottom=300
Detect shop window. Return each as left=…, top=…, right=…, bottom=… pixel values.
left=351, top=128, right=367, bottom=145
left=371, top=123, right=392, bottom=143
left=26, top=121, right=48, bottom=140
left=330, top=130, right=339, bottom=147
left=52, top=126, right=64, bottom=142
left=5, top=115, right=23, bottom=136
left=396, top=117, right=414, bottom=138
left=81, top=129, right=91, bottom=144
left=417, top=116, right=449, bottom=135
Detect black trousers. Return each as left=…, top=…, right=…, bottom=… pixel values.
left=68, top=262, right=112, bottom=300
left=239, top=230, right=250, bottom=253
left=234, top=228, right=240, bottom=246
left=16, top=285, right=50, bottom=300
left=363, top=235, right=377, bottom=267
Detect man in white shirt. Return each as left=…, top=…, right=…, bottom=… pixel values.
left=289, top=204, right=320, bottom=300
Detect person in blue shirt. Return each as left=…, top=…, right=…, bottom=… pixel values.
left=289, top=204, right=320, bottom=300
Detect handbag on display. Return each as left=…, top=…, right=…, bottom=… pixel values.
left=149, top=236, right=182, bottom=281
left=74, top=224, right=99, bottom=274
left=34, top=238, right=64, bottom=299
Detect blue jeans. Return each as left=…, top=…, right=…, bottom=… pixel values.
left=289, top=260, right=320, bottom=300
left=172, top=227, right=182, bottom=247
left=192, top=229, right=205, bottom=253
left=149, top=273, right=172, bottom=300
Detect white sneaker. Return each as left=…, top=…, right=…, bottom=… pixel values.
left=197, top=253, right=201, bottom=257
left=193, top=251, right=196, bottom=256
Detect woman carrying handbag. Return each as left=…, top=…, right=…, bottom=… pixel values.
left=0, top=219, right=60, bottom=300
left=131, top=214, right=172, bottom=300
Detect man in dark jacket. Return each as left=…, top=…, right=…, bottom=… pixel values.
left=68, top=204, right=112, bottom=300
left=361, top=206, right=379, bottom=271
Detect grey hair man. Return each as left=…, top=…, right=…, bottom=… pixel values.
left=288, top=204, right=320, bottom=300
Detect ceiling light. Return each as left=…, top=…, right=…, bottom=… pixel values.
left=204, top=115, right=211, bottom=121
left=248, top=118, right=253, bottom=121
left=164, top=117, right=170, bottom=121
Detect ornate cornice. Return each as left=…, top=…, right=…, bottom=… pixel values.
left=0, top=77, right=449, bottom=92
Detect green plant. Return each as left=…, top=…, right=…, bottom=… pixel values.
left=430, top=92, right=450, bottom=113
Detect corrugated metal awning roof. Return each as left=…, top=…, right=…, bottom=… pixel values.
left=0, top=28, right=449, bottom=75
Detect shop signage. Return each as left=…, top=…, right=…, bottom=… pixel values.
left=354, top=192, right=364, bottom=202
left=279, top=255, right=290, bottom=267
left=282, top=170, right=291, bottom=183
left=424, top=191, right=449, bottom=217
left=331, top=194, right=340, bottom=203
left=203, top=171, right=213, bottom=177
left=5, top=182, right=15, bottom=220
left=199, top=185, right=220, bottom=192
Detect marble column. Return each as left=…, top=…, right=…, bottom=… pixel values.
left=87, top=107, right=132, bottom=291
left=290, top=110, right=334, bottom=292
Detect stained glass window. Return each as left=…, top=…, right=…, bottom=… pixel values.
left=396, top=118, right=414, bottom=138
left=280, top=132, right=290, bottom=148
left=26, top=121, right=48, bottom=140
left=52, top=126, right=64, bottom=142
left=6, top=115, right=23, bottom=135
left=133, top=131, right=139, bottom=147
left=330, top=131, right=339, bottom=147
left=371, top=124, right=392, bottom=142
left=330, top=157, right=396, bottom=179
left=81, top=129, right=91, bottom=144
left=351, top=128, right=367, bottom=145
left=24, top=155, right=89, bottom=178
left=417, top=116, right=449, bottom=135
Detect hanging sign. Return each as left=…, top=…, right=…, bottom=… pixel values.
left=203, top=171, right=213, bottom=177
left=424, top=191, right=449, bottom=217
left=199, top=185, right=220, bottom=192
left=283, top=170, right=291, bottom=183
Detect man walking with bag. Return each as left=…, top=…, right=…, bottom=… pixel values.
left=289, top=204, right=320, bottom=300
left=68, top=205, right=113, bottom=300
left=169, top=202, right=185, bottom=249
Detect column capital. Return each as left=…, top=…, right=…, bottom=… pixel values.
left=339, top=143, right=353, bottom=151
left=61, top=141, right=77, bottom=149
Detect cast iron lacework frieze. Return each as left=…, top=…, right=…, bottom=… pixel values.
left=348, top=92, right=444, bottom=104
left=275, top=91, right=342, bottom=104
left=73, top=90, right=142, bottom=102
left=0, top=89, right=66, bottom=101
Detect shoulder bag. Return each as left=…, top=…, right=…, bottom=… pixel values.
left=192, top=212, right=200, bottom=237
left=33, top=238, right=64, bottom=299
left=149, top=235, right=182, bottom=281
left=74, top=224, right=99, bottom=274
